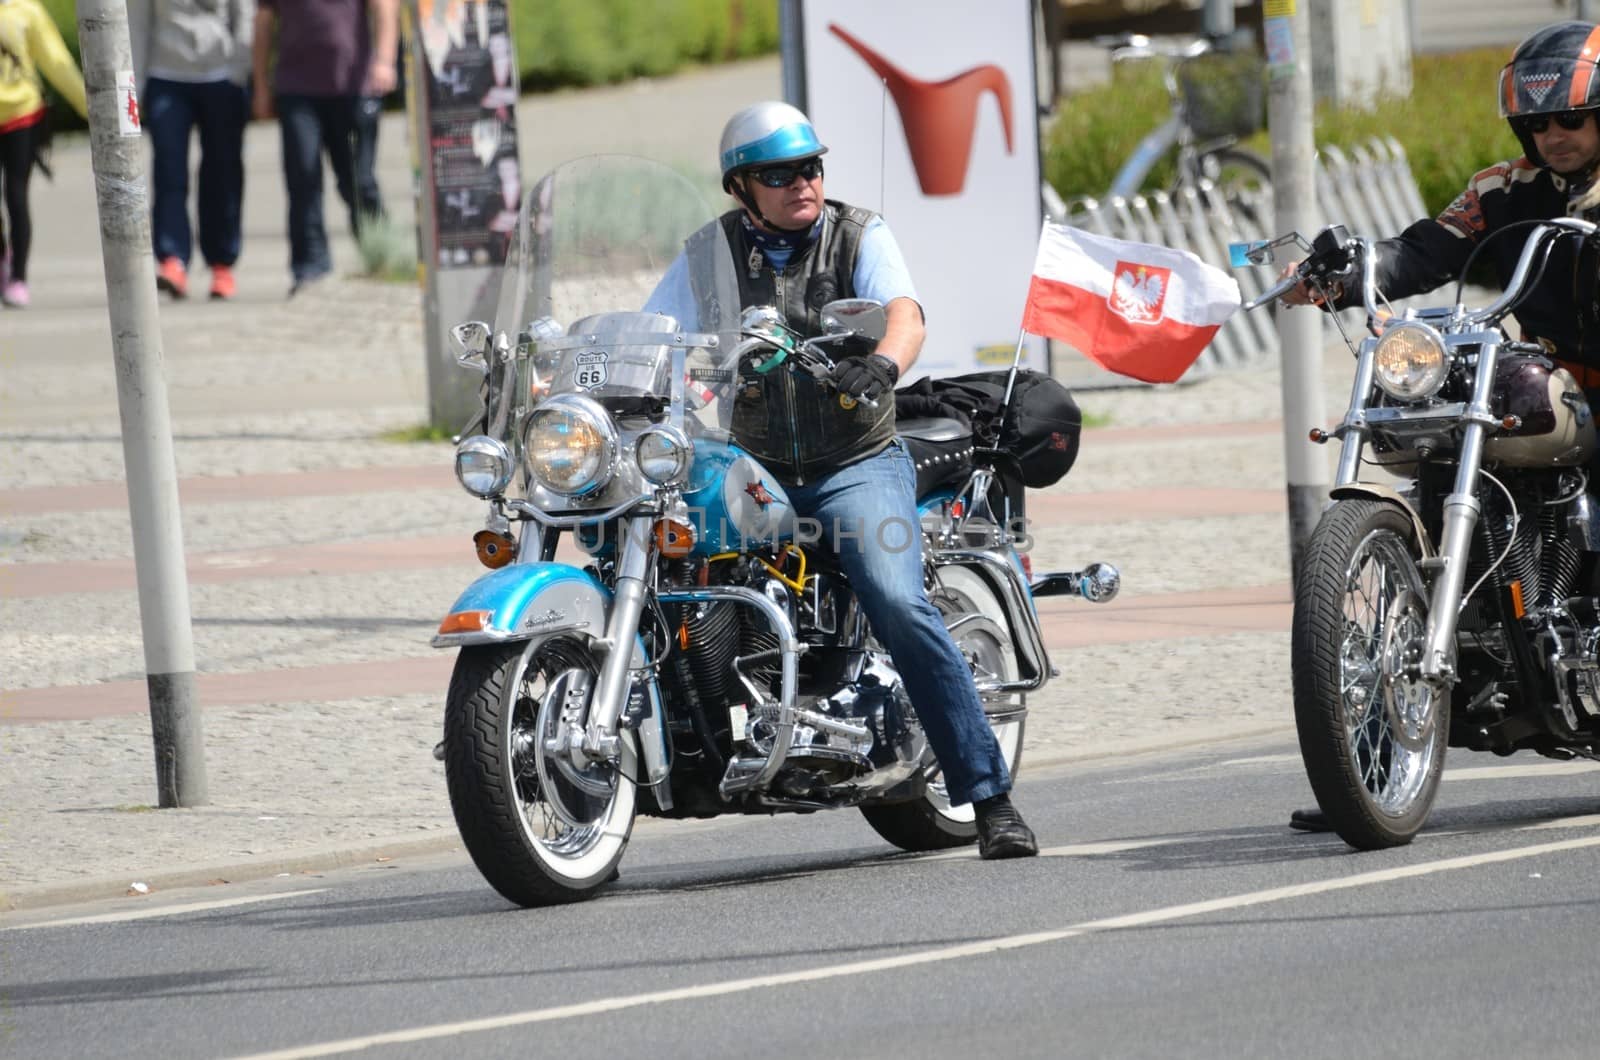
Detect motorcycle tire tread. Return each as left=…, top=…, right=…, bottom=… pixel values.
left=443, top=641, right=625, bottom=907
left=1291, top=498, right=1447, bottom=851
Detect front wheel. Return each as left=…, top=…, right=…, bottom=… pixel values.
left=1293, top=499, right=1447, bottom=850
left=443, top=636, right=636, bottom=906
left=859, top=564, right=1025, bottom=851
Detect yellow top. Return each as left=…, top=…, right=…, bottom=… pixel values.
left=0, top=0, right=88, bottom=128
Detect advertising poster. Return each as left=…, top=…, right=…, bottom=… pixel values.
left=415, top=0, right=521, bottom=268
left=799, top=0, right=1045, bottom=379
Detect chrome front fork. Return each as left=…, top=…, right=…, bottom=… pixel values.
left=580, top=516, right=656, bottom=758
left=1334, top=345, right=1501, bottom=683
left=1421, top=346, right=1500, bottom=682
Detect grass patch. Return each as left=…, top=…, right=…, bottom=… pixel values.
left=354, top=213, right=419, bottom=284
left=113, top=804, right=157, bottom=814
left=1080, top=409, right=1114, bottom=429
left=381, top=423, right=459, bottom=443
left=1045, top=47, right=1523, bottom=217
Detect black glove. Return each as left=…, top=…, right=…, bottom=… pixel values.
left=830, top=353, right=899, bottom=402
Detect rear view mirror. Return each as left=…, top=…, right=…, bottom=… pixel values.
left=819, top=299, right=886, bottom=342
left=451, top=321, right=492, bottom=370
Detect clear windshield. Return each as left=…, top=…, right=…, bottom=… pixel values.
left=486, top=155, right=742, bottom=451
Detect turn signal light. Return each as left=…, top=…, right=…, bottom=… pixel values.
left=439, top=610, right=492, bottom=635
left=1309, top=428, right=1328, bottom=444
left=653, top=518, right=697, bottom=558
left=474, top=529, right=517, bottom=569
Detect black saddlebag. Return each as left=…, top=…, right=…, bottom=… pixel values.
left=894, top=369, right=1080, bottom=488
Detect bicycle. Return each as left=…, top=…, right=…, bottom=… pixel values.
left=1096, top=32, right=1271, bottom=200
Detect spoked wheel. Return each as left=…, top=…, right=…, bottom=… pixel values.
left=443, top=636, right=636, bottom=906
left=859, top=563, right=1025, bottom=851
left=1293, top=499, right=1447, bottom=850
left=1183, top=146, right=1273, bottom=224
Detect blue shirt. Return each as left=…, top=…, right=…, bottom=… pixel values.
left=644, top=214, right=919, bottom=328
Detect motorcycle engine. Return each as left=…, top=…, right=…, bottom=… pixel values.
left=664, top=553, right=925, bottom=795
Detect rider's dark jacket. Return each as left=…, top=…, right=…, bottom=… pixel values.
left=1343, top=158, right=1600, bottom=378
left=687, top=199, right=898, bottom=485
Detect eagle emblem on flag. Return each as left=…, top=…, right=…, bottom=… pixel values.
left=1110, top=262, right=1171, bottom=326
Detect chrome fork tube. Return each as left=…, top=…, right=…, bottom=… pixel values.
left=1421, top=346, right=1499, bottom=680
left=586, top=516, right=656, bottom=746
left=1335, top=347, right=1376, bottom=486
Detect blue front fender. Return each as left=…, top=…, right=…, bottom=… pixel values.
left=433, top=562, right=612, bottom=647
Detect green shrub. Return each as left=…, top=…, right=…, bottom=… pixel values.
left=1044, top=47, right=1525, bottom=219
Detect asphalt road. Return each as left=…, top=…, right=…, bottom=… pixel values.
left=7, top=735, right=1600, bottom=1060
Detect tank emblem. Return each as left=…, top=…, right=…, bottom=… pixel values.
left=745, top=480, right=776, bottom=509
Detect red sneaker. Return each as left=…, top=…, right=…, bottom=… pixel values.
left=156, top=257, right=188, bottom=298
left=209, top=264, right=236, bottom=300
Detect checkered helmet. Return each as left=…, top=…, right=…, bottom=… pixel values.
left=1499, top=22, right=1600, bottom=165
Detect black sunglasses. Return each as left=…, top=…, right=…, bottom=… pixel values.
left=748, top=158, right=824, bottom=188
left=1514, top=110, right=1592, bottom=135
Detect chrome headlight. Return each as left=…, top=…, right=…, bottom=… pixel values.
left=454, top=435, right=513, bottom=498
left=634, top=424, right=692, bottom=486
left=523, top=394, right=618, bottom=496
left=1373, top=322, right=1449, bottom=401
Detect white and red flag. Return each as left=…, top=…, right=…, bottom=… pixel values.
left=1020, top=223, right=1241, bottom=384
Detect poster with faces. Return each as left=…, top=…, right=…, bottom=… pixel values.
left=416, top=0, right=522, bottom=267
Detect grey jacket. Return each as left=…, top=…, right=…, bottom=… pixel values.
left=130, top=0, right=254, bottom=87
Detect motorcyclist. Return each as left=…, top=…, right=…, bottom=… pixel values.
left=1284, top=21, right=1600, bottom=371
left=1285, top=21, right=1600, bottom=833
left=645, top=101, right=1039, bottom=859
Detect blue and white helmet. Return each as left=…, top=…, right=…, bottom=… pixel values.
left=718, top=101, right=828, bottom=191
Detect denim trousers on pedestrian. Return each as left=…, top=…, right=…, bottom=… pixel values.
left=275, top=94, right=385, bottom=283
left=784, top=439, right=1011, bottom=807
left=143, top=77, right=248, bottom=267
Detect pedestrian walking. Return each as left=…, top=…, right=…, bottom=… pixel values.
left=130, top=0, right=254, bottom=301
left=0, top=0, right=88, bottom=309
left=250, top=0, right=397, bottom=297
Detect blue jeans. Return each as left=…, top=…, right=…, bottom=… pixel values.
left=275, top=94, right=384, bottom=282
left=785, top=441, right=1011, bottom=806
left=143, top=77, right=247, bottom=267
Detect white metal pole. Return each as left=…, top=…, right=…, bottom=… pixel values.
left=76, top=0, right=207, bottom=806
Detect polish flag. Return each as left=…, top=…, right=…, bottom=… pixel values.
left=1021, top=223, right=1241, bottom=384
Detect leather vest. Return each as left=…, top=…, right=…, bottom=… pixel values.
left=689, top=200, right=897, bottom=484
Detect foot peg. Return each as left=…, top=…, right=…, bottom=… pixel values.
left=1031, top=562, right=1120, bottom=603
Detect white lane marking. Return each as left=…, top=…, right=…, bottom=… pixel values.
left=1212, top=756, right=1600, bottom=780
left=1444, top=762, right=1600, bottom=782
left=230, top=833, right=1600, bottom=1059
left=1217, top=754, right=1302, bottom=767
left=2, top=889, right=328, bottom=931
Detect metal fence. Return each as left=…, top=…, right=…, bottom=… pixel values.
left=1043, top=136, right=1434, bottom=384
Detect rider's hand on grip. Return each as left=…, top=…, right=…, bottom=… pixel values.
left=830, top=353, right=900, bottom=402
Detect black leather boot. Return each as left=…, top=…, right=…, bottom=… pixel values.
left=1289, top=808, right=1331, bottom=833
left=974, top=794, right=1039, bottom=859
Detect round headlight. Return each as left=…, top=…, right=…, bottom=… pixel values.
left=524, top=395, right=618, bottom=496
left=634, top=425, right=692, bottom=486
left=454, top=435, right=512, bottom=498
left=1373, top=322, right=1448, bottom=401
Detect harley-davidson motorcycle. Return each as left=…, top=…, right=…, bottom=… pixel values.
left=432, top=155, right=1120, bottom=906
left=1241, top=218, right=1600, bottom=850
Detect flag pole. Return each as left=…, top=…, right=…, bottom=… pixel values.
left=1000, top=328, right=1029, bottom=410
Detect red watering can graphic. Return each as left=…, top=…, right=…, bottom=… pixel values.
left=829, top=23, right=1014, bottom=197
